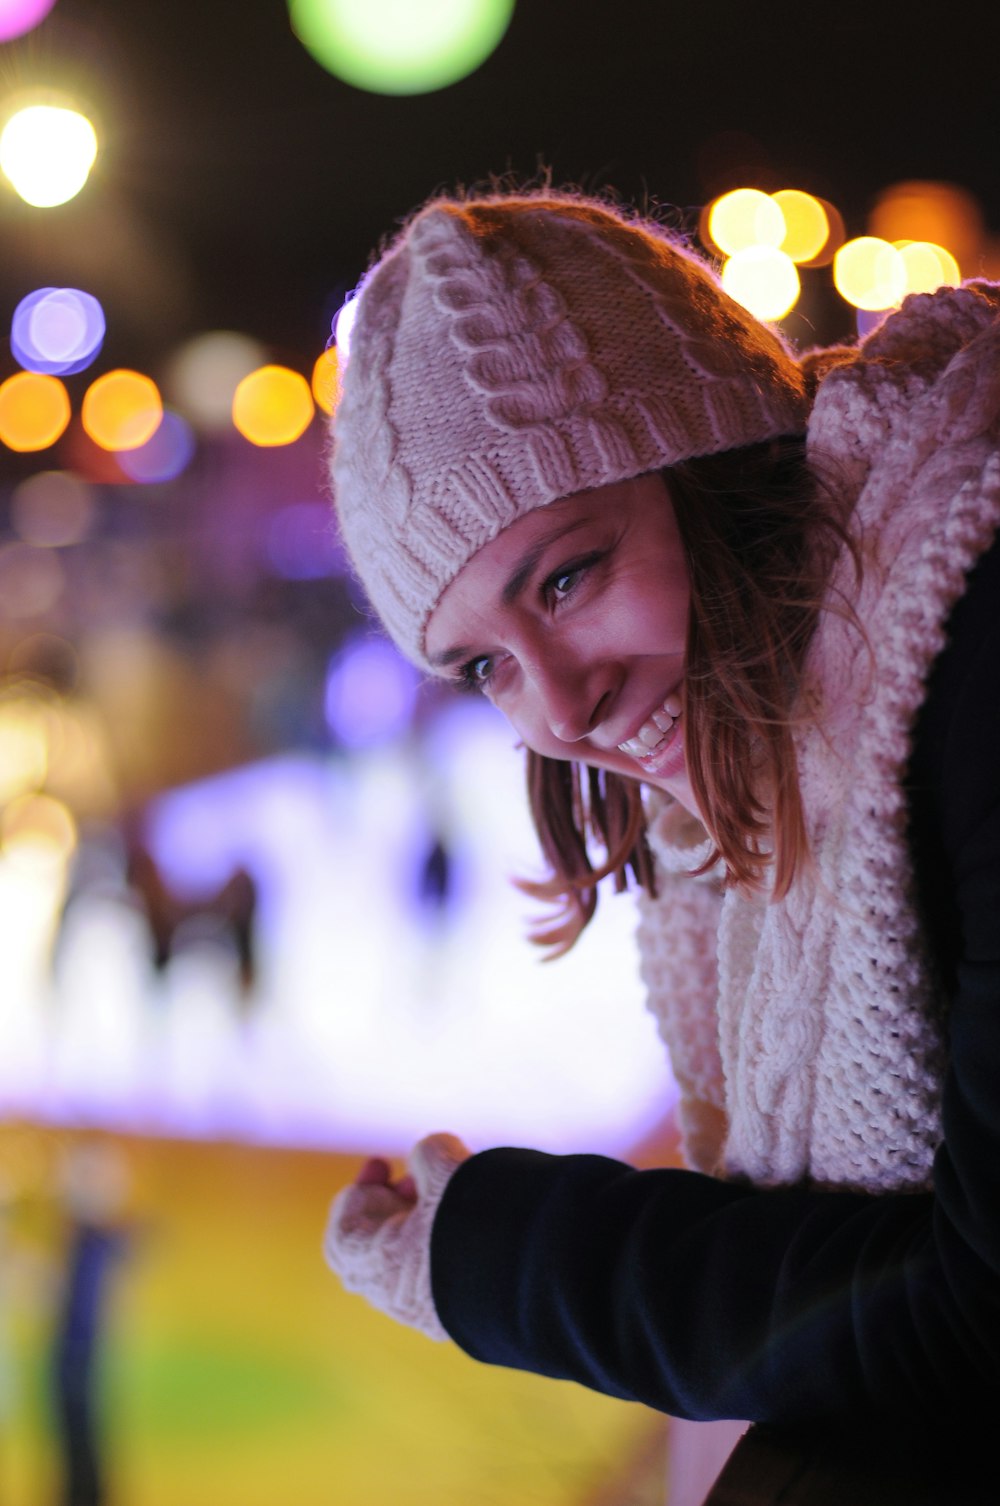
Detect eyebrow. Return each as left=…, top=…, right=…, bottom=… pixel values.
left=427, top=514, right=594, bottom=669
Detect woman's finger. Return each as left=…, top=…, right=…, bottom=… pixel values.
left=355, top=1156, right=392, bottom=1187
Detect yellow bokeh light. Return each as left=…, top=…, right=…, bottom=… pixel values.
left=232, top=365, right=315, bottom=446
left=708, top=189, right=785, bottom=256
left=1, top=790, right=77, bottom=874
left=897, top=240, right=962, bottom=296
left=82, top=370, right=163, bottom=452
left=0, top=700, right=49, bottom=804
left=721, top=247, right=800, bottom=322
left=833, top=238, right=907, bottom=311
left=311, top=348, right=341, bottom=416
left=0, top=371, right=71, bottom=451
left=0, top=104, right=98, bottom=208
left=772, top=189, right=829, bottom=264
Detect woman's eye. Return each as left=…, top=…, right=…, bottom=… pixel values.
left=459, top=655, right=493, bottom=692
left=544, top=553, right=601, bottom=603
left=552, top=568, right=581, bottom=597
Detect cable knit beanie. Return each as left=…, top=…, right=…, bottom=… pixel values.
left=330, top=191, right=809, bottom=668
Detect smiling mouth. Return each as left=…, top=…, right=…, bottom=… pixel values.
left=617, top=692, right=682, bottom=760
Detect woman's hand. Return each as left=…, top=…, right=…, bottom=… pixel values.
left=324, top=1133, right=470, bottom=1340
left=336, top=1153, right=419, bottom=1232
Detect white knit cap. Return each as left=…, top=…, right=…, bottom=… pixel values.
left=330, top=192, right=808, bottom=669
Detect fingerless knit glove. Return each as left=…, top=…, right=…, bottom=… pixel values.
left=324, top=1133, right=469, bottom=1341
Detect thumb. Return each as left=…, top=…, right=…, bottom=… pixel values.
left=407, top=1133, right=470, bottom=1199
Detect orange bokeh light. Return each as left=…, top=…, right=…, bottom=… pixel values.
left=82, top=370, right=163, bottom=452
left=869, top=181, right=980, bottom=272
left=311, top=348, right=341, bottom=416
left=232, top=365, right=315, bottom=446
left=0, top=371, right=71, bottom=452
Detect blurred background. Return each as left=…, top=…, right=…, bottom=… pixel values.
left=0, top=1, right=997, bottom=1502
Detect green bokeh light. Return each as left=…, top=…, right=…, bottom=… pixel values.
left=289, top=0, right=515, bottom=96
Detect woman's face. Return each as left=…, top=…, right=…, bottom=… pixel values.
left=425, top=472, right=699, bottom=816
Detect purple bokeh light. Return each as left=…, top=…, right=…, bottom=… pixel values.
left=12, top=287, right=105, bottom=376
left=324, top=635, right=420, bottom=749
left=0, top=0, right=57, bottom=42
left=117, top=410, right=196, bottom=483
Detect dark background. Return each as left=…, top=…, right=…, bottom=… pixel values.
left=3, top=0, right=999, bottom=378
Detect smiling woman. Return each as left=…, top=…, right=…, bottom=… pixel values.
left=320, top=189, right=1000, bottom=1501
left=425, top=474, right=692, bottom=799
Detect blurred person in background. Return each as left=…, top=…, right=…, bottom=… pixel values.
left=321, top=191, right=1000, bottom=1503
left=51, top=1142, right=132, bottom=1506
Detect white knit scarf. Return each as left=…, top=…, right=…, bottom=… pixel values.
left=638, top=283, right=1000, bottom=1192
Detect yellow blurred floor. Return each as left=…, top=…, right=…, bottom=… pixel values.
left=0, top=1125, right=668, bottom=1506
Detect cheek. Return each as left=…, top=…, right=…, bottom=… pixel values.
left=594, top=566, right=689, bottom=650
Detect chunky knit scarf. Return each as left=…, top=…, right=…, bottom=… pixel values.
left=638, top=283, right=1000, bottom=1192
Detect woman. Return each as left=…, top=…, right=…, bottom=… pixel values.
left=323, top=192, right=1000, bottom=1498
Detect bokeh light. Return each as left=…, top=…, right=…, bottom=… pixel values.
left=721, top=247, right=800, bottom=321
left=0, top=371, right=71, bottom=451
left=833, top=237, right=907, bottom=311
left=324, top=635, right=419, bottom=748
left=82, top=370, right=163, bottom=452
left=117, top=410, right=196, bottom=483
left=1, top=791, right=77, bottom=875
left=707, top=188, right=785, bottom=256
left=165, top=330, right=266, bottom=432
left=11, top=470, right=96, bottom=547
left=12, top=286, right=105, bottom=375
left=0, top=697, right=49, bottom=803
left=772, top=190, right=829, bottom=264
left=897, top=240, right=962, bottom=296
left=232, top=365, right=314, bottom=447
left=0, top=104, right=98, bottom=208
left=311, top=347, right=341, bottom=415
left=289, top=0, right=515, bottom=96
left=0, top=0, right=57, bottom=42
left=869, top=181, right=981, bottom=273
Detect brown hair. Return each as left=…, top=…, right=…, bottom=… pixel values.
left=519, top=434, right=858, bottom=954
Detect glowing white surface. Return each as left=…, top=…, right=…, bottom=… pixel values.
left=0, top=703, right=676, bottom=1156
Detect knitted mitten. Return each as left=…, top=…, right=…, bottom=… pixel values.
left=323, top=1132, right=469, bottom=1340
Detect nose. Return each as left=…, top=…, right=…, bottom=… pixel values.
left=531, top=654, right=614, bottom=745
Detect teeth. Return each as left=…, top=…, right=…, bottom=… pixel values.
left=618, top=693, right=682, bottom=758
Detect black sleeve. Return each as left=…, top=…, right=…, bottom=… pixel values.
left=429, top=532, right=1000, bottom=1427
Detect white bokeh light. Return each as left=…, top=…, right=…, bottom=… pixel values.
left=0, top=104, right=98, bottom=208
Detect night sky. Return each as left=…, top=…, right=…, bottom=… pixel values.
left=2, top=0, right=999, bottom=375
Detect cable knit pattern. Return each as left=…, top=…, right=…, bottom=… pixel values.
left=331, top=193, right=808, bottom=668
left=324, top=1134, right=469, bottom=1340
left=638, top=798, right=728, bottom=1173
left=638, top=284, right=1000, bottom=1192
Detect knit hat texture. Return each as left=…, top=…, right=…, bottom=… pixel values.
left=330, top=192, right=809, bottom=668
